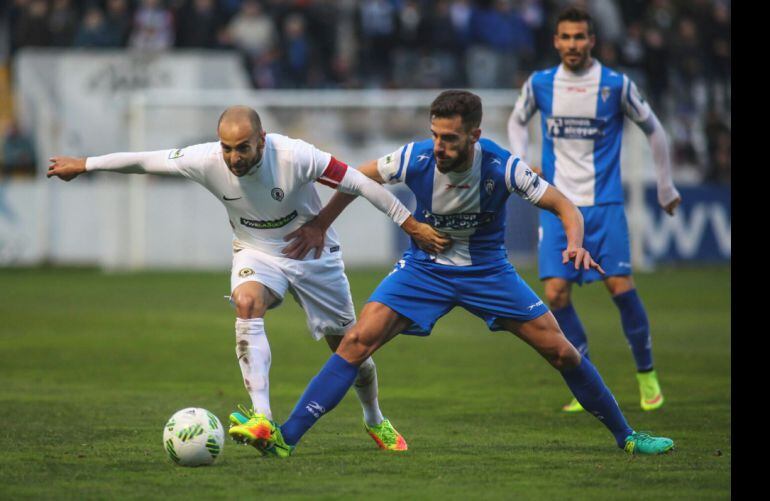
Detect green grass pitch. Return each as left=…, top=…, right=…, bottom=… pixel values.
left=0, top=265, right=730, bottom=499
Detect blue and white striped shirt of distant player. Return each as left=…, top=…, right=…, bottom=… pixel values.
left=511, top=61, right=652, bottom=207
left=377, top=138, right=548, bottom=267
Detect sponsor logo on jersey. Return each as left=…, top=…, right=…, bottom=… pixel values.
left=422, top=211, right=495, bottom=230
left=445, top=183, right=471, bottom=190
left=240, top=211, right=298, bottom=229
left=238, top=268, right=255, bottom=278
left=567, top=86, right=587, bottom=93
left=546, top=116, right=606, bottom=140
left=168, top=148, right=184, bottom=159
left=271, top=188, right=284, bottom=201
left=485, top=178, right=495, bottom=195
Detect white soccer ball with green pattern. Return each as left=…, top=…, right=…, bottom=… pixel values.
left=163, top=407, right=224, bottom=466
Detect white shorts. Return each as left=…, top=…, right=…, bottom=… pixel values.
left=230, top=248, right=356, bottom=340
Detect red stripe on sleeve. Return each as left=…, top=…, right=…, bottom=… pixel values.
left=317, top=157, right=348, bottom=187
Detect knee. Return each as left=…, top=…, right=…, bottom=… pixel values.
left=544, top=284, right=571, bottom=310
left=233, top=293, right=268, bottom=318
left=338, top=329, right=377, bottom=365
left=547, top=342, right=581, bottom=371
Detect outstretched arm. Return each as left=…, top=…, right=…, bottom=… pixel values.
left=47, top=150, right=182, bottom=181
left=535, top=185, right=605, bottom=273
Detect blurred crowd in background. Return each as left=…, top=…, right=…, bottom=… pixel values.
left=0, top=0, right=730, bottom=185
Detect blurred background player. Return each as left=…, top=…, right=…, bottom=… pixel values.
left=507, top=7, right=681, bottom=413
left=46, top=105, right=448, bottom=452
left=229, top=90, right=675, bottom=457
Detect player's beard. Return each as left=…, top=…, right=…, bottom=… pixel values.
left=436, top=142, right=472, bottom=173
left=231, top=153, right=261, bottom=177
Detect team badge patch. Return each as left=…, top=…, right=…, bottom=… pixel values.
left=168, top=149, right=184, bottom=159
left=271, top=188, right=284, bottom=201
left=238, top=268, right=255, bottom=278
left=600, top=86, right=611, bottom=103
left=485, top=178, right=495, bottom=195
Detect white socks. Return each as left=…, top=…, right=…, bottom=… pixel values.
left=235, top=318, right=272, bottom=420
left=354, top=357, right=385, bottom=426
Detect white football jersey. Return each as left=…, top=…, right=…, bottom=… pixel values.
left=513, top=61, right=652, bottom=206
left=165, top=133, right=343, bottom=258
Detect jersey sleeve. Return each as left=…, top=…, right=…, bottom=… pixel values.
left=505, top=156, right=549, bottom=204
left=291, top=138, right=335, bottom=184
left=511, top=74, right=538, bottom=125
left=376, top=143, right=411, bottom=185
left=621, top=75, right=652, bottom=125
left=164, top=142, right=216, bottom=183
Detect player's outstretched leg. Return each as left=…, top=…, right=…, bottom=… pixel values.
left=247, top=302, right=408, bottom=456
left=326, top=335, right=408, bottom=450
left=611, top=285, right=664, bottom=411
left=544, top=279, right=588, bottom=413
left=504, top=313, right=674, bottom=454
left=552, top=304, right=590, bottom=413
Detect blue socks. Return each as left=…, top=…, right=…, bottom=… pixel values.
left=280, top=354, right=359, bottom=446
left=552, top=304, right=591, bottom=361
left=555, top=289, right=653, bottom=372
left=612, top=289, right=653, bottom=372
left=560, top=357, right=633, bottom=448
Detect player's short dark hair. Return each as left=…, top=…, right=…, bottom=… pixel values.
left=430, top=90, right=482, bottom=130
left=217, top=106, right=263, bottom=133
left=556, top=6, right=595, bottom=35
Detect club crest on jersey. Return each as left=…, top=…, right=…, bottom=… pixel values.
left=271, top=188, right=284, bottom=201
left=238, top=268, right=255, bottom=278
left=600, top=86, right=611, bottom=103
left=485, top=178, right=495, bottom=195
left=168, top=148, right=184, bottom=159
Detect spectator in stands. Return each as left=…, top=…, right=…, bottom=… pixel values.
left=12, top=0, right=51, bottom=50
left=73, top=6, right=114, bottom=48
left=129, top=0, right=175, bottom=50
left=225, top=0, right=276, bottom=57
left=281, top=13, right=310, bottom=88
left=104, top=0, right=133, bottom=47
left=223, top=0, right=279, bottom=88
left=176, top=0, right=225, bottom=48
left=357, top=0, right=398, bottom=87
left=48, top=0, right=78, bottom=47
left=466, top=0, right=534, bottom=88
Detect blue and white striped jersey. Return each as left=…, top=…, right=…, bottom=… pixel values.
left=377, top=138, right=548, bottom=266
left=512, top=61, right=651, bottom=206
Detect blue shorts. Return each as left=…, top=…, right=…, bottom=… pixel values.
left=538, top=203, right=632, bottom=285
left=368, top=258, right=550, bottom=336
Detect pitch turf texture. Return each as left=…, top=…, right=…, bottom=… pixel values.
left=0, top=266, right=730, bottom=499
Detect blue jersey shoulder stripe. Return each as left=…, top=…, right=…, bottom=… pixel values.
left=393, top=142, right=412, bottom=181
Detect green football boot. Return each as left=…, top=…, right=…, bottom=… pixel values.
left=623, top=432, right=674, bottom=455
left=228, top=414, right=294, bottom=458
left=364, top=418, right=408, bottom=451
left=637, top=370, right=665, bottom=411
left=561, top=397, right=585, bottom=413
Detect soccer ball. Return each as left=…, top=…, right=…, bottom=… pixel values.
left=163, top=407, right=225, bottom=466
